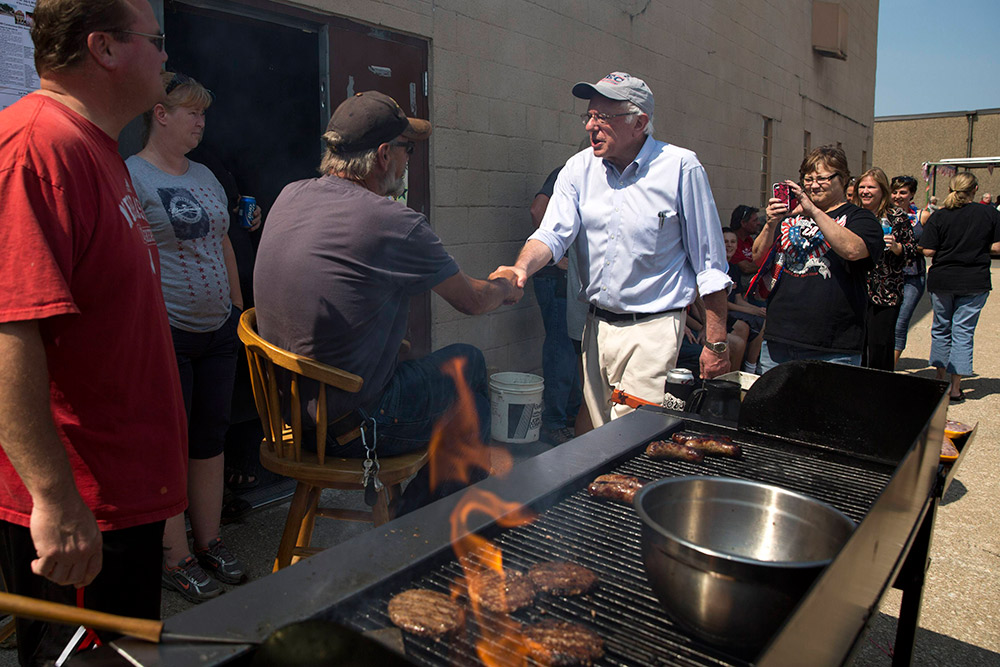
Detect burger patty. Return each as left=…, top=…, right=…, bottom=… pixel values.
left=466, top=569, right=537, bottom=613
left=387, top=589, right=463, bottom=637
left=528, top=561, right=598, bottom=596
left=521, top=620, right=604, bottom=666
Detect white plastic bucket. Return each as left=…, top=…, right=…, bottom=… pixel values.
left=489, top=372, right=544, bottom=443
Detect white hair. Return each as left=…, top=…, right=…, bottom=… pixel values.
left=623, top=101, right=654, bottom=136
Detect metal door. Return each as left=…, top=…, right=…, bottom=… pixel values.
left=326, top=19, right=432, bottom=358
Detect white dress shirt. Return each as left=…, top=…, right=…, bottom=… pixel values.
left=529, top=136, right=731, bottom=314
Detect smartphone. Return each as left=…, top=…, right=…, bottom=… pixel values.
left=772, top=182, right=799, bottom=212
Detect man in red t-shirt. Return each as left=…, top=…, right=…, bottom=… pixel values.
left=0, top=1, right=186, bottom=662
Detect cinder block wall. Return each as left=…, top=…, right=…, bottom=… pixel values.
left=302, top=0, right=878, bottom=373
left=873, top=111, right=1000, bottom=206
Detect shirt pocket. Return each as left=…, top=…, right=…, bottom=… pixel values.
left=631, top=209, right=674, bottom=258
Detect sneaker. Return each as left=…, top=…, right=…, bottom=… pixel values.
left=541, top=426, right=575, bottom=445
left=162, top=555, right=222, bottom=603
left=195, top=537, right=248, bottom=585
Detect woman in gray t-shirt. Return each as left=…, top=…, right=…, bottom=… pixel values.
left=126, top=71, right=246, bottom=603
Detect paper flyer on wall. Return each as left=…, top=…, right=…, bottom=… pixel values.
left=0, top=0, right=39, bottom=112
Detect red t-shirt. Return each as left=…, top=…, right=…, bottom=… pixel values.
left=0, top=95, right=188, bottom=530
left=735, top=236, right=757, bottom=267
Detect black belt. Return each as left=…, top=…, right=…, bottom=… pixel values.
left=589, top=304, right=682, bottom=323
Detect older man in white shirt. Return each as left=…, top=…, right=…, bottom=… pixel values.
left=494, top=72, right=731, bottom=425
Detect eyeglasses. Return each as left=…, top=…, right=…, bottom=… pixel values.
left=114, top=29, right=166, bottom=52
left=391, top=141, right=415, bottom=155
left=802, top=173, right=837, bottom=187
left=580, top=111, right=632, bottom=125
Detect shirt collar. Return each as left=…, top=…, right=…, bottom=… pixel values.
left=602, top=135, right=657, bottom=179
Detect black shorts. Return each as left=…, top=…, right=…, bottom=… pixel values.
left=171, top=309, right=239, bottom=459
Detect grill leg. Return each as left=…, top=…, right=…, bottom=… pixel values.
left=892, top=500, right=935, bottom=666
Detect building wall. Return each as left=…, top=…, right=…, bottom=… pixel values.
left=293, top=0, right=879, bottom=373
left=873, top=110, right=1000, bottom=206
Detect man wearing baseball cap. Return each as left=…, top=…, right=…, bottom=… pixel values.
left=494, top=72, right=732, bottom=425
left=254, top=91, right=521, bottom=511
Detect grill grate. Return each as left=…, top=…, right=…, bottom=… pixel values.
left=333, top=429, right=893, bottom=666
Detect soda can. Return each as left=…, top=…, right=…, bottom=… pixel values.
left=238, top=196, right=257, bottom=230
left=664, top=368, right=696, bottom=407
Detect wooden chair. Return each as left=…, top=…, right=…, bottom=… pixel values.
left=237, top=308, right=429, bottom=571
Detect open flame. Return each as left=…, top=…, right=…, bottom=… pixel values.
left=429, top=359, right=536, bottom=666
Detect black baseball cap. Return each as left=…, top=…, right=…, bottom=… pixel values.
left=326, top=91, right=431, bottom=153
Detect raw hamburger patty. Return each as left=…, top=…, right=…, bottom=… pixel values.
left=528, top=561, right=598, bottom=596
left=387, top=589, right=463, bottom=637
left=467, top=569, right=536, bottom=613
left=521, top=620, right=604, bottom=666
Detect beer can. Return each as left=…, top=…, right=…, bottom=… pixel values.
left=664, top=368, right=696, bottom=406
left=238, top=196, right=257, bottom=229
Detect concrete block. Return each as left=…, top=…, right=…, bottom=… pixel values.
left=433, top=127, right=470, bottom=169
left=433, top=50, right=470, bottom=94
left=433, top=206, right=471, bottom=245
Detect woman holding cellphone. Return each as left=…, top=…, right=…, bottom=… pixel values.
left=751, top=145, right=884, bottom=372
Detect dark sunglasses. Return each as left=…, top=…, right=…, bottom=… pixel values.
left=165, top=72, right=192, bottom=95
left=891, top=176, right=918, bottom=188
left=391, top=141, right=415, bottom=155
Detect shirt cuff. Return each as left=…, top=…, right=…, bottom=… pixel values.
left=527, top=229, right=566, bottom=263
left=697, top=268, right=733, bottom=298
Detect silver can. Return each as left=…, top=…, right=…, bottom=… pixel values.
left=664, top=368, right=696, bottom=407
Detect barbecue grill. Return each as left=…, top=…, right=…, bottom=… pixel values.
left=110, top=361, right=968, bottom=667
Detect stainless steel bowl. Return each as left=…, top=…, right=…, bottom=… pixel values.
left=635, top=476, right=855, bottom=657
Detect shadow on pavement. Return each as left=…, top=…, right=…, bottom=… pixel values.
left=941, top=478, right=967, bottom=505
left=855, top=611, right=1000, bottom=666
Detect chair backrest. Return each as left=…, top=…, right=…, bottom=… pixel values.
left=238, top=308, right=363, bottom=465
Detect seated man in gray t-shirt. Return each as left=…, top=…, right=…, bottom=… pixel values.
left=255, top=92, right=521, bottom=512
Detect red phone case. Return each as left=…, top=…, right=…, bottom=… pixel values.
left=773, top=182, right=799, bottom=211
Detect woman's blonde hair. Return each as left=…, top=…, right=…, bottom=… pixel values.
left=852, top=167, right=892, bottom=217
left=942, top=172, right=978, bottom=209
left=141, top=71, right=213, bottom=145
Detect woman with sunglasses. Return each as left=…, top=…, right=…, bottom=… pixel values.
left=752, top=145, right=883, bottom=371
left=126, top=72, right=247, bottom=602
left=889, top=175, right=930, bottom=367
left=921, top=172, right=1000, bottom=402
left=852, top=168, right=917, bottom=370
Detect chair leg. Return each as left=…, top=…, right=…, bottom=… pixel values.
left=373, top=485, right=393, bottom=526
left=274, top=482, right=313, bottom=572
left=291, top=487, right=321, bottom=566
left=385, top=484, right=402, bottom=520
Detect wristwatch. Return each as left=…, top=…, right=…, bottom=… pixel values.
left=705, top=340, right=729, bottom=355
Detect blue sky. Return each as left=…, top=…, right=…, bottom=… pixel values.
left=875, top=0, right=1000, bottom=116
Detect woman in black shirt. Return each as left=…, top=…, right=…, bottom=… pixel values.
left=753, top=146, right=883, bottom=372
left=921, top=173, right=1000, bottom=402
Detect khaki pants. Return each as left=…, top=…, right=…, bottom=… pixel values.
left=582, top=309, right=685, bottom=426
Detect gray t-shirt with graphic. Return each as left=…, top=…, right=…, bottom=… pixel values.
left=126, top=156, right=232, bottom=332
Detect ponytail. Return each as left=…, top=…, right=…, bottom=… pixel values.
left=942, top=172, right=978, bottom=209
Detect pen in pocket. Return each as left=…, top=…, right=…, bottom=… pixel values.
left=657, top=210, right=667, bottom=228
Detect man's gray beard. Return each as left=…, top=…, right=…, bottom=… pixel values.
left=383, top=169, right=406, bottom=198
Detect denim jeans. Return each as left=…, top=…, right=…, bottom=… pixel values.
left=333, top=344, right=491, bottom=514
left=894, top=274, right=926, bottom=351
left=929, top=291, right=989, bottom=376
left=532, top=273, right=582, bottom=430
left=759, top=340, right=862, bottom=374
